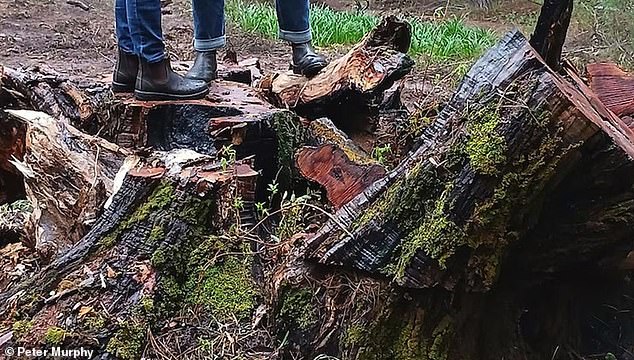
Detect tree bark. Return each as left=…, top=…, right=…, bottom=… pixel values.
left=306, top=30, right=634, bottom=292
left=0, top=150, right=261, bottom=359
left=530, top=0, right=573, bottom=71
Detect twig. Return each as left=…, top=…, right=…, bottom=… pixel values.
left=66, top=0, right=90, bottom=11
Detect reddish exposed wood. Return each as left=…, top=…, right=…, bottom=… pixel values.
left=297, top=144, right=385, bottom=209
left=587, top=62, right=634, bottom=118
left=259, top=16, right=414, bottom=119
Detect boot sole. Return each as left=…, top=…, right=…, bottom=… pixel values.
left=292, top=61, right=328, bottom=77
left=112, top=81, right=135, bottom=93
left=134, top=88, right=210, bottom=101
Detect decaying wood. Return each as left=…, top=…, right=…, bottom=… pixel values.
left=3, top=9, right=634, bottom=360
left=306, top=30, right=634, bottom=291
left=296, top=118, right=386, bottom=209
left=529, top=0, right=573, bottom=70
left=259, top=16, right=414, bottom=120
left=3, top=110, right=130, bottom=258
left=0, top=149, right=262, bottom=358
left=587, top=62, right=634, bottom=118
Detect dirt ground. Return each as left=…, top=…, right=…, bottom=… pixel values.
left=0, top=0, right=630, bottom=103
left=0, top=0, right=526, bottom=77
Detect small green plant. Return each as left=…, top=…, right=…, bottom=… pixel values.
left=232, top=196, right=244, bottom=211
left=12, top=320, right=33, bottom=338
left=44, top=327, right=66, bottom=345
left=371, top=144, right=392, bottom=164
left=255, top=201, right=269, bottom=217
left=220, top=144, right=237, bottom=171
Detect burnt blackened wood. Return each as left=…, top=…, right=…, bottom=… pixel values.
left=0, top=151, right=259, bottom=357
left=306, top=30, right=634, bottom=291
left=530, top=0, right=573, bottom=71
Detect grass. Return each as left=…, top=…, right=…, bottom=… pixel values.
left=225, top=0, right=496, bottom=61
left=575, top=0, right=634, bottom=68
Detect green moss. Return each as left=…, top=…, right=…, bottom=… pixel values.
left=99, top=181, right=175, bottom=249
left=272, top=111, right=310, bottom=187
left=279, top=288, right=318, bottom=331
left=148, top=224, right=165, bottom=242
left=428, top=316, right=453, bottom=360
left=150, top=247, right=167, bottom=267
left=352, top=311, right=426, bottom=360
left=343, top=324, right=366, bottom=348
left=397, top=184, right=464, bottom=276
left=44, top=327, right=66, bottom=345
left=127, top=181, right=175, bottom=225
left=12, top=320, right=33, bottom=338
left=178, top=196, right=215, bottom=224
left=106, top=321, right=146, bottom=360
left=84, top=314, right=106, bottom=330
left=465, top=108, right=506, bottom=175
left=140, top=297, right=154, bottom=313
left=186, top=256, right=256, bottom=320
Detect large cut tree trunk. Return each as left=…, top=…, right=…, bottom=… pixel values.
left=3, top=7, right=634, bottom=360
left=0, top=149, right=262, bottom=359
left=306, top=29, right=634, bottom=290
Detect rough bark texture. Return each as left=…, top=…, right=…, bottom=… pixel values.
left=306, top=30, right=634, bottom=291
left=529, top=0, right=573, bottom=71
left=0, top=151, right=262, bottom=359
left=259, top=16, right=414, bottom=120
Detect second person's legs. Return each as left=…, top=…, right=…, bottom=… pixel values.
left=187, top=0, right=225, bottom=82
left=275, top=0, right=312, bottom=44
left=114, top=0, right=209, bottom=100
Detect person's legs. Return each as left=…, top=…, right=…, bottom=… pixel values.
left=186, top=0, right=224, bottom=82
left=193, top=0, right=225, bottom=52
left=117, top=0, right=209, bottom=100
left=275, top=0, right=327, bottom=76
left=126, top=0, right=164, bottom=63
left=113, top=0, right=139, bottom=92
left=115, top=0, right=134, bottom=54
left=275, top=0, right=311, bottom=44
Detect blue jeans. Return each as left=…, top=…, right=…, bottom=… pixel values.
left=115, top=0, right=165, bottom=62
left=193, top=0, right=312, bottom=52
left=115, top=0, right=312, bottom=59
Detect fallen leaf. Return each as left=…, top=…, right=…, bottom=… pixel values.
left=78, top=306, right=93, bottom=318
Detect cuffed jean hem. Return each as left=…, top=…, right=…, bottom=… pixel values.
left=279, top=28, right=312, bottom=44
left=194, top=36, right=226, bottom=52
left=144, top=52, right=166, bottom=63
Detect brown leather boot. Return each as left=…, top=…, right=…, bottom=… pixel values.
left=135, top=56, right=209, bottom=101
left=112, top=48, right=139, bottom=93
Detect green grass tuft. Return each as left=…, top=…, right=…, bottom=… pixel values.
left=225, top=0, right=496, bottom=61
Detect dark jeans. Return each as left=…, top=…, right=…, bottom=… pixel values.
left=115, top=0, right=165, bottom=62
left=193, top=0, right=312, bottom=51
left=115, top=0, right=312, bottom=60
